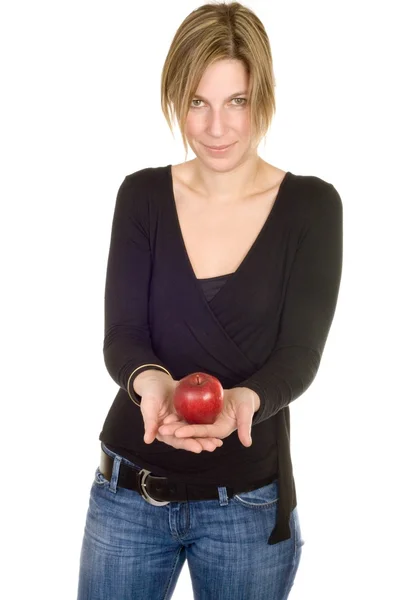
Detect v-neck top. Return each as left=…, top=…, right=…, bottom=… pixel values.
left=100, top=163, right=343, bottom=544
left=197, top=273, right=232, bottom=301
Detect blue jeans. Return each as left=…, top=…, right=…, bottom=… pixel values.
left=77, top=443, right=305, bottom=599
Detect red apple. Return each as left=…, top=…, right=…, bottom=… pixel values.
left=173, top=372, right=224, bottom=424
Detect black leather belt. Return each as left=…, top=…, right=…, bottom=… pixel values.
left=99, top=447, right=277, bottom=506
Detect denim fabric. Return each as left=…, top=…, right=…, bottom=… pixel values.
left=77, top=443, right=305, bottom=599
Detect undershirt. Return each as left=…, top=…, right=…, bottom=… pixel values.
left=99, top=164, right=343, bottom=544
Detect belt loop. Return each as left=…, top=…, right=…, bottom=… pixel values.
left=109, top=455, right=122, bottom=494
left=217, top=486, right=229, bottom=506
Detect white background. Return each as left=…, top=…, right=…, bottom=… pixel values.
left=1, top=1, right=399, bottom=598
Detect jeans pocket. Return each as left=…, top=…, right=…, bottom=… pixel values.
left=232, top=478, right=279, bottom=508
left=292, top=506, right=305, bottom=549
left=93, top=466, right=110, bottom=487
left=292, top=506, right=305, bottom=558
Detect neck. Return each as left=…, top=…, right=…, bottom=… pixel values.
left=189, top=156, right=266, bottom=205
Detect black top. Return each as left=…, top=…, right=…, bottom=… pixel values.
left=99, top=164, right=343, bottom=544
left=196, top=272, right=232, bottom=302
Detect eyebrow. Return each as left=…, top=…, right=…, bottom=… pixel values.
left=192, top=91, right=248, bottom=101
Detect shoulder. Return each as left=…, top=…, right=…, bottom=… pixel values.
left=289, top=172, right=342, bottom=218
left=116, top=165, right=169, bottom=210
left=124, top=164, right=168, bottom=187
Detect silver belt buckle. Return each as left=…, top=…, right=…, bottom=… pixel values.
left=138, top=468, right=170, bottom=506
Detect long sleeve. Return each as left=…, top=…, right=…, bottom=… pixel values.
left=233, top=182, right=343, bottom=426
left=103, top=172, right=172, bottom=402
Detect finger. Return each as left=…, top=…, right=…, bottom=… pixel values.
left=177, top=438, right=202, bottom=453
left=158, top=422, right=186, bottom=436
left=143, top=418, right=159, bottom=444
left=182, top=437, right=222, bottom=452
left=213, top=437, right=223, bottom=446
left=171, top=435, right=204, bottom=454
left=156, top=432, right=221, bottom=453
left=140, top=403, right=160, bottom=444
left=236, top=401, right=254, bottom=447
left=161, top=414, right=182, bottom=425
left=174, top=424, right=214, bottom=438
left=193, top=437, right=220, bottom=451
left=203, top=438, right=224, bottom=451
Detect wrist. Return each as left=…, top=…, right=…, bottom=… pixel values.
left=133, top=369, right=172, bottom=397
left=233, top=386, right=261, bottom=411
left=253, top=391, right=261, bottom=412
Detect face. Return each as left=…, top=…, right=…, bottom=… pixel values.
left=184, top=59, right=255, bottom=166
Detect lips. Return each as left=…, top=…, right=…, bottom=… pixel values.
left=205, top=144, right=231, bottom=149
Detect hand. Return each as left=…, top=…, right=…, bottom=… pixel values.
left=158, top=387, right=260, bottom=448
left=138, top=374, right=223, bottom=453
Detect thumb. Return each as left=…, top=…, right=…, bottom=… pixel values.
left=140, top=399, right=160, bottom=444
left=235, top=401, right=254, bottom=447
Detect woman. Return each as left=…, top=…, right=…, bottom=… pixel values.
left=77, top=2, right=343, bottom=599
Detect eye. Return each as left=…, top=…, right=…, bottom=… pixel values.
left=232, top=97, right=247, bottom=106
left=190, top=97, right=248, bottom=108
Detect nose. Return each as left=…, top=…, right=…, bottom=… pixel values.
left=206, top=109, right=227, bottom=137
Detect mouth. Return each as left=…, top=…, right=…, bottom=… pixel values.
left=203, top=142, right=235, bottom=153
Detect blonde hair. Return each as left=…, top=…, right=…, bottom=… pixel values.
left=161, top=1, right=276, bottom=160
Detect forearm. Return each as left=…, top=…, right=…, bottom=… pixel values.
left=233, top=346, right=320, bottom=425
left=103, top=173, right=172, bottom=397
left=233, top=183, right=342, bottom=426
